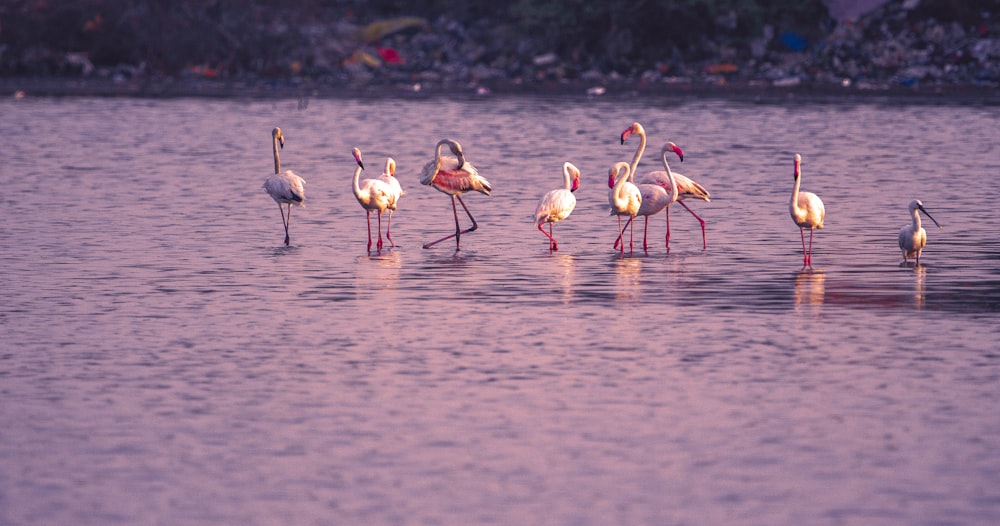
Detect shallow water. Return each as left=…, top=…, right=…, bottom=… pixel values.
left=2, top=94, right=999, bottom=525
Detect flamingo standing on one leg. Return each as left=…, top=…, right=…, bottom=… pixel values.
left=899, top=199, right=942, bottom=265
left=621, top=121, right=711, bottom=249
left=351, top=148, right=393, bottom=252
left=789, top=154, right=825, bottom=268
left=262, top=127, right=306, bottom=246
left=377, top=157, right=403, bottom=247
left=611, top=142, right=685, bottom=251
left=533, top=162, right=581, bottom=251
left=608, top=161, right=641, bottom=253
left=420, top=138, right=493, bottom=250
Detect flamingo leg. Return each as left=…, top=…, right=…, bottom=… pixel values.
left=617, top=216, right=627, bottom=253
left=277, top=203, right=290, bottom=245
left=385, top=211, right=395, bottom=247
left=808, top=228, right=815, bottom=267
left=366, top=210, right=373, bottom=251
left=642, top=216, right=650, bottom=251
left=377, top=210, right=384, bottom=252
left=423, top=195, right=478, bottom=249
left=677, top=200, right=707, bottom=249
left=800, top=228, right=808, bottom=267
left=284, top=203, right=293, bottom=245
left=628, top=215, right=635, bottom=253
left=538, top=222, right=558, bottom=251
left=614, top=216, right=623, bottom=249
left=665, top=207, right=671, bottom=250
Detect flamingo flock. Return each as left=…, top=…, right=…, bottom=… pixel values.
left=263, top=122, right=944, bottom=265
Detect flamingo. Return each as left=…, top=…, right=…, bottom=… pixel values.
left=621, top=121, right=711, bottom=249
left=533, top=162, right=581, bottom=251
left=351, top=148, right=394, bottom=252
left=789, top=154, right=825, bottom=268
left=377, top=157, right=403, bottom=247
left=262, top=127, right=306, bottom=246
left=611, top=142, right=685, bottom=251
left=608, top=161, right=641, bottom=253
left=420, top=138, right=493, bottom=250
left=899, top=199, right=942, bottom=265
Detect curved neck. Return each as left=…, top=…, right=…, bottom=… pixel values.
left=352, top=163, right=364, bottom=199
left=790, top=164, right=802, bottom=210
left=272, top=136, right=281, bottom=174
left=612, top=164, right=631, bottom=203
left=661, top=150, right=678, bottom=201
left=563, top=164, right=574, bottom=190
left=434, top=139, right=450, bottom=175
left=628, top=127, right=646, bottom=180
left=911, top=207, right=922, bottom=231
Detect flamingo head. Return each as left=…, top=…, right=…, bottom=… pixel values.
left=794, top=153, right=801, bottom=179
left=272, top=127, right=284, bottom=148
left=565, top=162, right=581, bottom=192
left=384, top=157, right=396, bottom=177
left=620, top=121, right=643, bottom=145
left=607, top=170, right=616, bottom=188
left=664, top=141, right=684, bottom=162
left=352, top=147, right=364, bottom=169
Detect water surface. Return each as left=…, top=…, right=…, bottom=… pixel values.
left=2, top=94, right=999, bottom=525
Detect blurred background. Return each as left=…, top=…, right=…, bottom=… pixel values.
left=1, top=0, right=998, bottom=92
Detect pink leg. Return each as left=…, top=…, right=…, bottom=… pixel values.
left=277, top=202, right=290, bottom=245
left=423, top=195, right=478, bottom=249
left=642, top=216, right=650, bottom=251
left=617, top=216, right=627, bottom=253
left=385, top=211, right=395, bottom=247
left=678, top=200, right=707, bottom=249
left=549, top=223, right=558, bottom=251
left=808, top=228, right=815, bottom=267
left=376, top=210, right=384, bottom=252
left=538, top=222, right=557, bottom=250
left=366, top=210, right=373, bottom=251
left=628, top=215, right=635, bottom=253
left=799, top=228, right=808, bottom=268
left=614, top=216, right=623, bottom=249
left=665, top=207, right=671, bottom=250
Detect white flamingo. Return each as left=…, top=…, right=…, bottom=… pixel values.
left=534, top=162, right=581, bottom=251
left=899, top=199, right=942, bottom=265
left=377, top=157, right=403, bottom=247
left=612, top=142, right=685, bottom=251
left=351, top=148, right=394, bottom=252
left=420, top=138, right=493, bottom=250
left=262, top=127, right=306, bottom=246
left=622, top=121, right=711, bottom=249
left=789, top=154, right=825, bottom=268
left=608, top=161, right=641, bottom=253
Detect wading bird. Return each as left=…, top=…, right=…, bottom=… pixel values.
left=789, top=154, right=825, bottom=268
left=612, top=142, right=685, bottom=251
left=377, top=157, right=403, bottom=247
left=608, top=161, right=641, bottom=253
left=262, top=127, right=306, bottom=246
left=899, top=199, right=942, bottom=265
left=621, top=121, right=711, bottom=248
left=533, top=162, right=581, bottom=251
left=420, top=138, right=493, bottom=250
left=351, top=148, right=393, bottom=252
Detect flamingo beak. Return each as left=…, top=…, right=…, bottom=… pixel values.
left=607, top=172, right=615, bottom=188
left=279, top=137, right=284, bottom=149
left=620, top=129, right=632, bottom=145
left=571, top=175, right=580, bottom=192
left=673, top=144, right=684, bottom=162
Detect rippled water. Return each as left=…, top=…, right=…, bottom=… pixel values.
left=2, top=93, right=999, bottom=525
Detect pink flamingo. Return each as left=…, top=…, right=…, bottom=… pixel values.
left=621, top=121, right=711, bottom=249
left=611, top=142, right=684, bottom=251
left=534, top=162, right=581, bottom=251
left=789, top=154, right=825, bottom=268
left=608, top=161, right=641, bottom=253
left=262, top=127, right=306, bottom=246
left=377, top=157, right=403, bottom=247
left=420, top=138, right=493, bottom=250
left=351, top=148, right=393, bottom=252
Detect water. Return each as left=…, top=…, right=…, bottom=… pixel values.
left=2, top=93, right=999, bottom=525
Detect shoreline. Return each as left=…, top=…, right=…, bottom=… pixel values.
left=3, top=76, right=999, bottom=105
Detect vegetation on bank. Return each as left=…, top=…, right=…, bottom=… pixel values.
left=0, top=0, right=997, bottom=88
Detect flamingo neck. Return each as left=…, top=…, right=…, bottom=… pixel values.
left=352, top=163, right=364, bottom=200
left=661, top=151, right=678, bottom=202
left=612, top=165, right=631, bottom=204
left=628, top=128, right=647, bottom=180
left=273, top=136, right=281, bottom=174
left=563, top=165, right=574, bottom=191
left=790, top=169, right=802, bottom=211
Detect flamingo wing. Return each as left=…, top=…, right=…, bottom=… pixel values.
left=535, top=189, right=576, bottom=225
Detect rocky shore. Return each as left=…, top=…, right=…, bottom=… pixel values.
left=2, top=0, right=997, bottom=100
